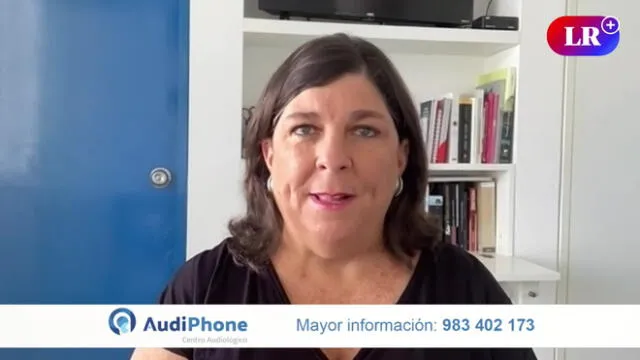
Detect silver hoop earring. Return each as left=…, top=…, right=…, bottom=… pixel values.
left=266, top=175, right=273, bottom=193
left=394, top=177, right=403, bottom=197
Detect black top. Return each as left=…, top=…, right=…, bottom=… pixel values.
left=158, top=238, right=537, bottom=360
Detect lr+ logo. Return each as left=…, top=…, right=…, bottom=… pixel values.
left=109, top=307, right=137, bottom=335
left=547, top=15, right=620, bottom=56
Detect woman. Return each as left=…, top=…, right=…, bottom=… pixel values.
left=132, top=33, right=536, bottom=360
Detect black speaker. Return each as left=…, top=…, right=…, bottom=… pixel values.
left=258, top=0, right=474, bottom=27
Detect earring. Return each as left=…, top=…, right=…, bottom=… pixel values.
left=394, top=177, right=403, bottom=197
left=266, top=175, right=273, bottom=192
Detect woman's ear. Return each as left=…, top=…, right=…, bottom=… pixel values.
left=261, top=139, right=274, bottom=171
left=397, top=139, right=409, bottom=174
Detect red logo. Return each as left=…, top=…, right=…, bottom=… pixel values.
left=547, top=16, right=620, bottom=56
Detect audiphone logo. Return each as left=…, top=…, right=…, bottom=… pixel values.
left=107, top=307, right=249, bottom=335
left=547, top=15, right=620, bottom=56
left=109, top=308, right=137, bottom=335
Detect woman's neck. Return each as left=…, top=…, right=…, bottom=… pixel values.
left=271, top=229, right=394, bottom=282
left=269, top=230, right=420, bottom=305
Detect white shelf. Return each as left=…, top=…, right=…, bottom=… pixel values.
left=472, top=253, right=561, bottom=283
left=428, top=163, right=513, bottom=178
left=243, top=18, right=520, bottom=56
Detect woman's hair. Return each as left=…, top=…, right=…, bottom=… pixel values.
left=228, top=33, right=442, bottom=270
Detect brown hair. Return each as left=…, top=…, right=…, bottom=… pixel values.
left=228, top=33, right=441, bottom=270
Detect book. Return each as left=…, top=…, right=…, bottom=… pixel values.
left=418, top=66, right=517, bottom=165
left=476, top=67, right=517, bottom=164
left=427, top=180, right=496, bottom=253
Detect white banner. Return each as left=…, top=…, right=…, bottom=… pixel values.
left=0, top=304, right=638, bottom=348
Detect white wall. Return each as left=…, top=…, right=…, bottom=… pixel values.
left=561, top=0, right=640, bottom=359
left=511, top=0, right=565, bottom=278
left=187, top=0, right=245, bottom=258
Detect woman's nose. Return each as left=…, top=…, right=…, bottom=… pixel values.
left=315, top=132, right=353, bottom=171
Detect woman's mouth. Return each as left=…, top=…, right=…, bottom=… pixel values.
left=309, top=193, right=355, bottom=210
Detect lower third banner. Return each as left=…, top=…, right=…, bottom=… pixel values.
left=0, top=304, right=638, bottom=348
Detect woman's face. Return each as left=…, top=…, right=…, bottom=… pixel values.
left=262, top=73, right=408, bottom=257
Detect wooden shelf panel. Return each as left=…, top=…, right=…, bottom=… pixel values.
left=428, top=163, right=513, bottom=178
left=472, top=253, right=561, bottom=283
left=243, top=18, right=520, bottom=56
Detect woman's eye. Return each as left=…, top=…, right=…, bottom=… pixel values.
left=354, top=126, right=378, bottom=137
left=291, top=125, right=316, bottom=136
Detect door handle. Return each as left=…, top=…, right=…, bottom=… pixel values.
left=149, top=167, right=172, bottom=188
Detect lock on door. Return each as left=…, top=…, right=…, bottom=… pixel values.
left=149, top=167, right=172, bottom=188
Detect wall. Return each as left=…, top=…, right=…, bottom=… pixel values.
left=561, top=0, right=639, bottom=359
left=186, top=0, right=245, bottom=258
left=512, top=0, right=566, bottom=270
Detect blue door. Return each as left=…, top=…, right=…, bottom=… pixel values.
left=0, top=0, right=189, bottom=358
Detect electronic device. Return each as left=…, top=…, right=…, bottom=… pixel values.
left=258, top=0, right=474, bottom=28
left=471, top=16, right=519, bottom=31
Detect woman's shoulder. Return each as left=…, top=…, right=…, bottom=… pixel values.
left=156, top=237, right=251, bottom=304
left=429, top=242, right=490, bottom=274
left=423, top=242, right=512, bottom=304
